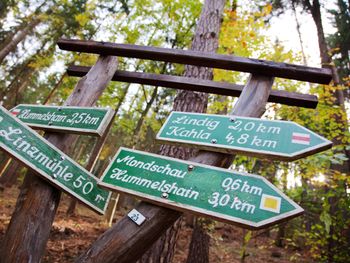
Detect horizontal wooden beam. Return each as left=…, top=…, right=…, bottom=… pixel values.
left=67, top=65, right=318, bottom=108
left=58, top=38, right=332, bottom=84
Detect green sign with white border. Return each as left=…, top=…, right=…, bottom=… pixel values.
left=0, top=105, right=111, bottom=214
left=99, top=147, right=303, bottom=229
left=156, top=111, right=332, bottom=161
left=10, top=104, right=114, bottom=136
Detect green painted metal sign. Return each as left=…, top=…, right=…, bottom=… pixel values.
left=10, top=104, right=114, bottom=136
left=0, top=106, right=111, bottom=214
left=157, top=111, right=332, bottom=161
left=99, top=147, right=303, bottom=229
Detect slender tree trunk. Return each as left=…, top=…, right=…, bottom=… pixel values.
left=44, top=73, right=67, bottom=104
left=0, top=160, right=22, bottom=187
left=133, top=86, right=158, bottom=138
left=0, top=18, right=41, bottom=64
left=0, top=156, right=11, bottom=176
left=0, top=55, right=118, bottom=263
left=303, top=0, right=350, bottom=260
left=292, top=2, right=308, bottom=66
left=275, top=168, right=287, bottom=247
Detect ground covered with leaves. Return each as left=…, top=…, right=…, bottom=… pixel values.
left=0, top=186, right=313, bottom=263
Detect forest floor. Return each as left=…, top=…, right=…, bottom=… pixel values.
left=0, top=185, right=314, bottom=263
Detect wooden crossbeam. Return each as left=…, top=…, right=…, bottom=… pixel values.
left=67, top=65, right=318, bottom=108
left=58, top=38, right=332, bottom=84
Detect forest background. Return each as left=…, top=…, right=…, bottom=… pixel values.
left=0, top=0, right=349, bottom=262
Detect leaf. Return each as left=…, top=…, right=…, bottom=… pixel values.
left=320, top=211, right=332, bottom=234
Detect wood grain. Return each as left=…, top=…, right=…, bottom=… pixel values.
left=75, top=74, right=277, bottom=263
left=67, top=65, right=318, bottom=108
left=58, top=38, right=332, bottom=84
left=0, top=56, right=118, bottom=263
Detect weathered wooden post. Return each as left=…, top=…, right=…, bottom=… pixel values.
left=55, top=36, right=331, bottom=263
left=0, top=56, right=118, bottom=263
left=74, top=74, right=274, bottom=263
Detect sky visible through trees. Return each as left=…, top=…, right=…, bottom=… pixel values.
left=0, top=0, right=350, bottom=262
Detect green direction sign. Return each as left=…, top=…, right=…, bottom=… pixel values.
left=99, top=147, right=303, bottom=229
left=10, top=104, right=114, bottom=136
left=157, top=111, right=332, bottom=161
left=0, top=106, right=111, bottom=214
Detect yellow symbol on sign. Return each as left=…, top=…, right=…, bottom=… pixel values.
left=259, top=194, right=281, bottom=213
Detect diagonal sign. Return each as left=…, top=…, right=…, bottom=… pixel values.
left=0, top=105, right=111, bottom=214
left=99, top=147, right=304, bottom=229
left=10, top=104, right=114, bottom=136
left=156, top=111, right=332, bottom=161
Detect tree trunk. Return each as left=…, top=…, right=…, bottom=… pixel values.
left=0, top=17, right=41, bottom=64
left=186, top=94, right=229, bottom=259
left=139, top=1, right=226, bottom=262
left=0, top=160, right=22, bottom=187
left=74, top=74, right=274, bottom=263
left=303, top=0, right=350, bottom=260
left=133, top=86, right=159, bottom=139
left=185, top=220, right=210, bottom=263
left=0, top=55, right=118, bottom=263
left=0, top=156, right=11, bottom=178
left=44, top=73, right=67, bottom=104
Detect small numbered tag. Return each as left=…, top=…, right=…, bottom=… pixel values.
left=128, top=209, right=146, bottom=226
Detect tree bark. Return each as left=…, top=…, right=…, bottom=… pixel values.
left=0, top=159, right=22, bottom=187
left=0, top=17, right=41, bottom=64
left=139, top=1, right=226, bottom=262
left=75, top=74, right=274, bottom=263
left=186, top=220, right=210, bottom=263
left=302, top=0, right=350, bottom=260
left=0, top=55, right=118, bottom=263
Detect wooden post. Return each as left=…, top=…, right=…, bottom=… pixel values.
left=0, top=56, right=118, bottom=263
left=75, top=74, right=274, bottom=263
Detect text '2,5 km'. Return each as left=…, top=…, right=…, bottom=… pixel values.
left=0, top=106, right=111, bottom=214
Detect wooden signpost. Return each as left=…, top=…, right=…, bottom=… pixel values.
left=0, top=105, right=111, bottom=214
left=99, top=147, right=303, bottom=229
left=157, top=111, right=332, bottom=161
left=53, top=38, right=333, bottom=263
left=10, top=104, right=114, bottom=136
left=0, top=31, right=334, bottom=263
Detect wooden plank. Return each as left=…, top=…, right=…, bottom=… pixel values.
left=58, top=38, right=332, bottom=84
left=67, top=65, right=318, bottom=109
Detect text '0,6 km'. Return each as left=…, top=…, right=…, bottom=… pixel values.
left=0, top=106, right=111, bottom=214
left=10, top=104, right=114, bottom=136
left=98, top=147, right=304, bottom=229
left=156, top=111, right=332, bottom=161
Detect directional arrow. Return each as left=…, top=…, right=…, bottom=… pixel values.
left=156, top=111, right=332, bottom=161
left=99, top=148, right=304, bottom=229
left=0, top=105, right=111, bottom=214
left=10, top=104, right=114, bottom=136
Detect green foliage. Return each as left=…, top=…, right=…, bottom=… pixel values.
left=1, top=1, right=350, bottom=262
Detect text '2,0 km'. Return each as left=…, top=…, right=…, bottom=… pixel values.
left=10, top=104, right=114, bottom=136
left=0, top=106, right=111, bottom=214
left=98, top=147, right=303, bottom=229
left=157, top=111, right=332, bottom=161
